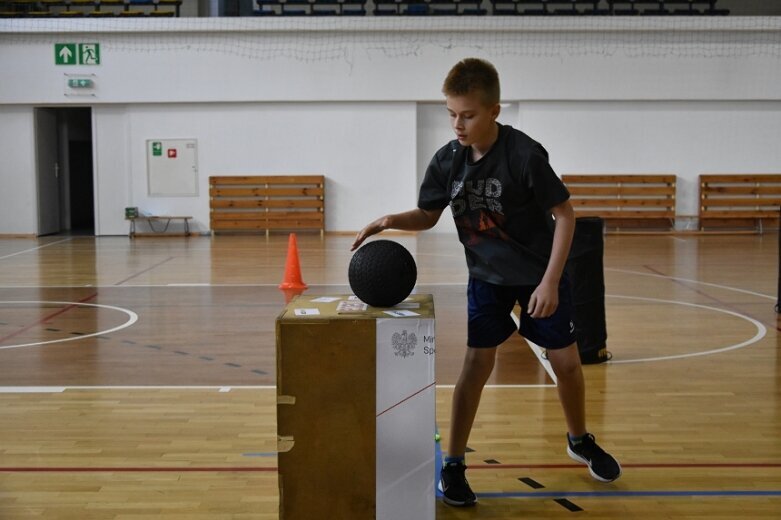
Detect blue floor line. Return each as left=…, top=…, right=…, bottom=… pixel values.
left=477, top=490, right=781, bottom=499
left=434, top=424, right=443, bottom=498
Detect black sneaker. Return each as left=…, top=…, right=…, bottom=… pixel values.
left=439, top=462, right=477, bottom=507
left=567, top=433, right=622, bottom=482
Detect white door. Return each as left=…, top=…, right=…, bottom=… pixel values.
left=35, top=108, right=61, bottom=236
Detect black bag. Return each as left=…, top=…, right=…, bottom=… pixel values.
left=567, top=217, right=610, bottom=364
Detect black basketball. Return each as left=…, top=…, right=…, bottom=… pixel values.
left=348, top=240, right=417, bottom=307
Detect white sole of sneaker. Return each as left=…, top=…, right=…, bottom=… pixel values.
left=438, top=479, right=478, bottom=507
left=567, top=446, right=622, bottom=483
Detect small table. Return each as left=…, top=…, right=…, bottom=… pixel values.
left=128, top=216, right=192, bottom=238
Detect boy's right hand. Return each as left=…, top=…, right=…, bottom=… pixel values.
left=351, top=216, right=389, bottom=251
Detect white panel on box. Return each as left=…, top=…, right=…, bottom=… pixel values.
left=376, top=386, right=436, bottom=520
left=375, top=318, right=435, bottom=416
left=375, top=318, right=435, bottom=520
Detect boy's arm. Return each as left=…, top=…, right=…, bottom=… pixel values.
left=351, top=208, right=444, bottom=251
left=527, top=199, right=576, bottom=319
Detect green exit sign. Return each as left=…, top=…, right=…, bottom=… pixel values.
left=55, top=43, right=76, bottom=65
left=55, top=43, right=100, bottom=65
left=68, top=78, right=94, bottom=89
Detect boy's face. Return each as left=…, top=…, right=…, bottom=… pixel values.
left=446, top=91, right=501, bottom=149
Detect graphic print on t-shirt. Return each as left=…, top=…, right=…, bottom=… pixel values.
left=450, top=177, right=511, bottom=246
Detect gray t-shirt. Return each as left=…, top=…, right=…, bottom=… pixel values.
left=417, top=124, right=570, bottom=286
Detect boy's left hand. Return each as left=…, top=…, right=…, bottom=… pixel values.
left=527, top=280, right=559, bottom=319
left=351, top=217, right=388, bottom=251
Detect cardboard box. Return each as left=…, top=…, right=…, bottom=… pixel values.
left=276, top=294, right=436, bottom=520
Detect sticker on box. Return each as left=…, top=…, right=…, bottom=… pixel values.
left=294, top=308, right=320, bottom=316
left=337, top=300, right=368, bottom=313
left=311, top=296, right=341, bottom=303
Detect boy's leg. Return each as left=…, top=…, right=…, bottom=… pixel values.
left=440, top=277, right=515, bottom=507
left=440, top=345, right=497, bottom=507
left=547, top=342, right=621, bottom=482
left=448, top=346, right=498, bottom=458
left=545, top=342, right=586, bottom=437
left=521, top=273, right=621, bottom=483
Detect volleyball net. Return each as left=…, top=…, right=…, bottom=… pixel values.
left=1, top=16, right=781, bottom=65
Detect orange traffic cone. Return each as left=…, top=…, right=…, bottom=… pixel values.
left=279, top=233, right=308, bottom=291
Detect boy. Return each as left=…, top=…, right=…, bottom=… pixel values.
left=351, top=58, right=621, bottom=507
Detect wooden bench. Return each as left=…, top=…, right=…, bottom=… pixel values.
left=699, top=174, right=781, bottom=232
left=128, top=215, right=192, bottom=238
left=209, top=175, right=325, bottom=236
left=562, top=174, right=677, bottom=231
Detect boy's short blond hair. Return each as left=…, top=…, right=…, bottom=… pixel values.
left=442, top=58, right=500, bottom=107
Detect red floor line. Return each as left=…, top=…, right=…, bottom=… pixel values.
left=114, top=256, right=175, bottom=286
left=0, top=467, right=278, bottom=472
left=0, top=292, right=97, bottom=345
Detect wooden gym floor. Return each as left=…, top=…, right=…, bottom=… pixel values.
left=0, top=232, right=779, bottom=518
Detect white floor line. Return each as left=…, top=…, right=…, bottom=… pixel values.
left=0, top=238, right=71, bottom=261
left=510, top=311, right=558, bottom=384
left=0, top=301, right=138, bottom=351
left=0, top=386, right=276, bottom=393
left=606, top=294, right=767, bottom=364
left=606, top=267, right=775, bottom=300
left=0, top=384, right=555, bottom=394
left=0, top=283, right=470, bottom=290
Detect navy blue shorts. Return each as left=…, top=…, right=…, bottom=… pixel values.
left=467, top=275, right=577, bottom=349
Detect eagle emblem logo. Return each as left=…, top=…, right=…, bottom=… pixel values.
left=392, top=330, right=417, bottom=358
